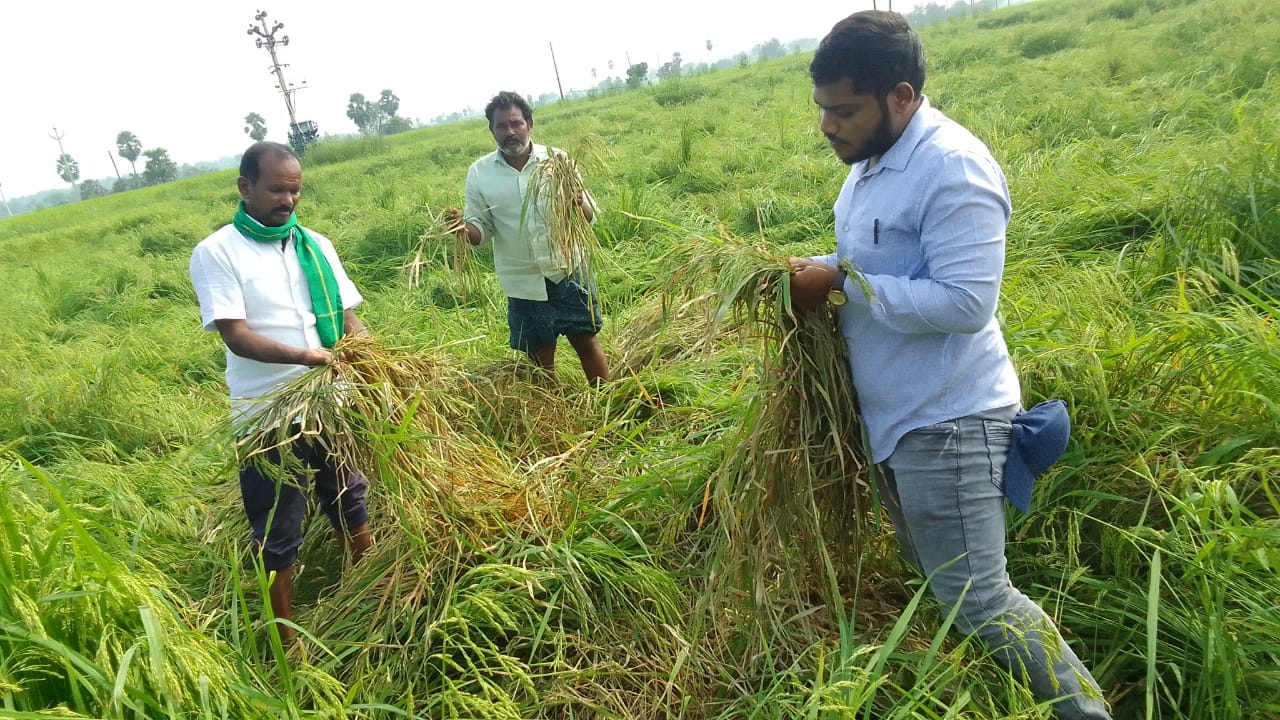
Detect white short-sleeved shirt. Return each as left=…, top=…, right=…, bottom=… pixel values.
left=189, top=223, right=362, bottom=424
left=462, top=143, right=596, bottom=301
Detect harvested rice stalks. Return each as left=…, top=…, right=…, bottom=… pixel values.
left=525, top=142, right=604, bottom=280
left=237, top=335, right=559, bottom=535
left=404, top=206, right=479, bottom=302
left=610, top=289, right=725, bottom=376
left=661, top=229, right=873, bottom=628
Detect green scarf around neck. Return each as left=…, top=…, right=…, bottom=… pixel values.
left=232, top=201, right=344, bottom=349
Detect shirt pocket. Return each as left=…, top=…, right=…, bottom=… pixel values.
left=866, top=224, right=928, bottom=278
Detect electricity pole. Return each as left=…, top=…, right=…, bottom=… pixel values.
left=247, top=11, right=316, bottom=151
left=0, top=182, right=12, bottom=218
left=107, top=151, right=122, bottom=181
left=49, top=126, right=67, bottom=156
left=49, top=126, right=76, bottom=194
left=548, top=42, right=565, bottom=100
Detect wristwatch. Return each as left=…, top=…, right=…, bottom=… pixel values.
left=827, top=267, right=849, bottom=307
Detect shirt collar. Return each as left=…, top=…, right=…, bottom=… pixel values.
left=490, top=142, right=549, bottom=166
left=873, top=95, right=934, bottom=174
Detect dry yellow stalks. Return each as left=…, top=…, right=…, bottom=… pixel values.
left=403, top=207, right=478, bottom=302
left=526, top=148, right=601, bottom=280
left=237, top=335, right=562, bottom=537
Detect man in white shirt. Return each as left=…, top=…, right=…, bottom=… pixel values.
left=189, top=141, right=373, bottom=644
left=444, top=91, right=610, bottom=387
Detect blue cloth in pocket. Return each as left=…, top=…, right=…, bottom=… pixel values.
left=1004, top=399, right=1071, bottom=512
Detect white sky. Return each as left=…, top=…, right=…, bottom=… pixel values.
left=0, top=0, right=921, bottom=198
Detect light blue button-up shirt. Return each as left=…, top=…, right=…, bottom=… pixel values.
left=815, top=97, right=1021, bottom=463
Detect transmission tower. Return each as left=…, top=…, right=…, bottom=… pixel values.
left=246, top=11, right=318, bottom=152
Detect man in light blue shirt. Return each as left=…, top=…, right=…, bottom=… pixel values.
left=788, top=11, right=1110, bottom=719
left=445, top=91, right=609, bottom=387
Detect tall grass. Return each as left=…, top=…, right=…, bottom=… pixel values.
left=0, top=458, right=255, bottom=718
left=647, top=229, right=876, bottom=673
left=2, top=0, right=1278, bottom=716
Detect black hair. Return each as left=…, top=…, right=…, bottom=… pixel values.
left=484, top=91, right=533, bottom=126
left=809, top=10, right=926, bottom=99
left=239, top=141, right=298, bottom=184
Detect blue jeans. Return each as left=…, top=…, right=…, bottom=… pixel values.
left=878, top=405, right=1110, bottom=720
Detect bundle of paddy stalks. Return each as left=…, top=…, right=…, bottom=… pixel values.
left=220, top=339, right=696, bottom=718
left=403, top=206, right=481, bottom=303
left=304, top=514, right=693, bottom=719
left=452, top=357, right=609, bottom=462
left=610, top=288, right=727, bottom=377
left=237, top=335, right=560, bottom=536
left=525, top=140, right=605, bottom=289
left=660, top=230, right=874, bottom=637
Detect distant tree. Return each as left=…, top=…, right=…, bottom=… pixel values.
left=755, top=38, right=786, bottom=62
left=591, top=67, right=598, bottom=80
left=657, top=52, right=684, bottom=81
left=112, top=176, right=137, bottom=193
left=56, top=153, right=80, bottom=190
left=377, top=89, right=400, bottom=118
left=626, top=62, right=649, bottom=89
left=905, top=0, right=1001, bottom=26
left=382, top=116, right=414, bottom=135
left=115, top=131, right=143, bottom=176
left=79, top=178, right=107, bottom=199
left=346, top=93, right=376, bottom=133
left=142, top=148, right=177, bottom=186
left=737, top=52, right=750, bottom=69
left=243, top=112, right=268, bottom=142
left=347, top=89, right=405, bottom=135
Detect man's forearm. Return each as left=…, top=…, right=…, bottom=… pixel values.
left=225, top=333, right=313, bottom=365
left=344, top=309, right=369, bottom=338
left=216, top=319, right=329, bottom=366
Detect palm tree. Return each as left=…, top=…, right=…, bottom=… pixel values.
left=56, top=153, right=80, bottom=192
left=116, top=131, right=143, bottom=177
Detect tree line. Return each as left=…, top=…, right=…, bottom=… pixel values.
left=53, top=131, right=179, bottom=202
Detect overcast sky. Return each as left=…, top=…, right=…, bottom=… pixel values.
left=0, top=0, right=922, bottom=198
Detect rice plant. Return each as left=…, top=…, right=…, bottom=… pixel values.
left=402, top=206, right=480, bottom=306
left=653, top=228, right=875, bottom=649
left=524, top=139, right=607, bottom=283
left=0, top=457, right=258, bottom=718
left=237, top=336, right=554, bottom=536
